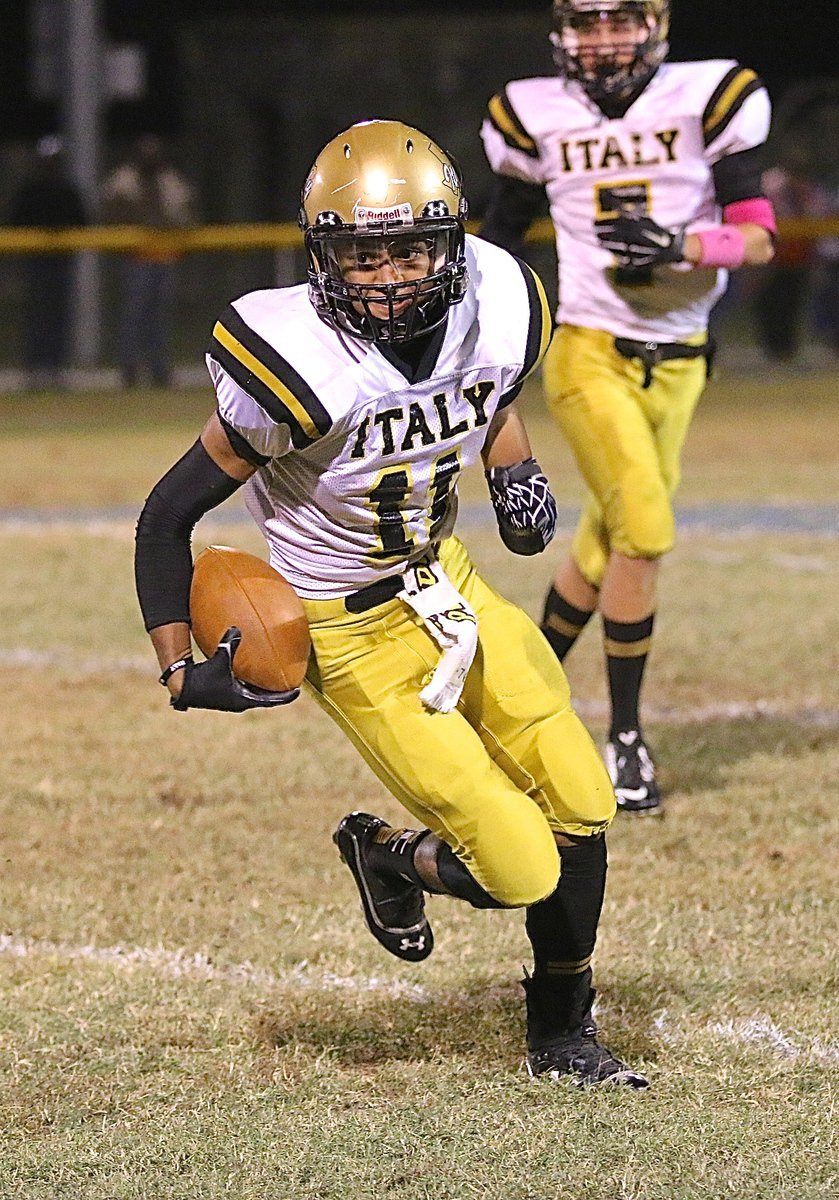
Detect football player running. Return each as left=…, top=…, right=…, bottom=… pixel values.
left=481, top=0, right=776, bottom=814
left=135, top=120, right=648, bottom=1088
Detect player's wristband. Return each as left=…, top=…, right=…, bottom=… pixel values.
left=159, top=656, right=193, bottom=686
left=694, top=226, right=746, bottom=269
left=723, top=198, right=777, bottom=234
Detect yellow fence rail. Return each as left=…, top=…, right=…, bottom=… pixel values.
left=0, top=216, right=837, bottom=255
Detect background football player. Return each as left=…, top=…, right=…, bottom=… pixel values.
left=480, top=0, right=776, bottom=814
left=135, top=119, right=648, bottom=1087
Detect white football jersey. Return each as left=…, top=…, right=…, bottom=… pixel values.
left=205, top=234, right=551, bottom=599
left=481, top=60, right=771, bottom=341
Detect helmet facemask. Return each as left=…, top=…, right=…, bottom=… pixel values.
left=551, top=0, right=669, bottom=108
left=305, top=216, right=466, bottom=343
left=299, top=120, right=469, bottom=344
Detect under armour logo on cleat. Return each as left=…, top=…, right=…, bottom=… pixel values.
left=400, top=934, right=426, bottom=953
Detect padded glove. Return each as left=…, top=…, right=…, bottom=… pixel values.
left=597, top=212, right=686, bottom=269
left=485, top=458, right=557, bottom=556
left=172, top=626, right=299, bottom=712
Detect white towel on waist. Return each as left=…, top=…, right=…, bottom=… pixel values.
left=398, top=557, right=479, bottom=713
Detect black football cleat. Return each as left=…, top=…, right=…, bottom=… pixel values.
left=523, top=976, right=648, bottom=1089
left=606, top=729, right=662, bottom=815
left=526, top=1029, right=649, bottom=1088
left=333, top=811, right=433, bottom=962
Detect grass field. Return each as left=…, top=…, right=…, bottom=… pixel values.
left=0, top=367, right=837, bottom=1199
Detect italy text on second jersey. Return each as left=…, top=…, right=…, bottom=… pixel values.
left=482, top=60, right=771, bottom=341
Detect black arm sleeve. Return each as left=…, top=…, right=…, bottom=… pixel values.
left=134, top=438, right=245, bottom=632
left=479, top=175, right=547, bottom=256
left=712, top=146, right=766, bottom=207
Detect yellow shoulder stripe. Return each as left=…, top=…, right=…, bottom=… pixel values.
left=488, top=94, right=537, bottom=153
left=703, top=68, right=758, bottom=138
left=212, top=320, right=321, bottom=443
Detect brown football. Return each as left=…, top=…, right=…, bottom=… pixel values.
left=190, top=545, right=310, bottom=691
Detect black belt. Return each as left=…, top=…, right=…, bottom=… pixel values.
left=345, top=573, right=404, bottom=614
left=614, top=336, right=716, bottom=389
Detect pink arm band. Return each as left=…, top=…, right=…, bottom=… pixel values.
left=723, top=197, right=777, bottom=234
left=694, top=225, right=747, bottom=269
left=694, top=198, right=777, bottom=269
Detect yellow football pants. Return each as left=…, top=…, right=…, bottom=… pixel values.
left=301, top=536, right=615, bottom=907
left=543, top=324, right=708, bottom=587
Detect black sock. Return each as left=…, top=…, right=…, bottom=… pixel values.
left=365, top=824, right=432, bottom=886
left=525, top=834, right=607, bottom=983
left=365, top=826, right=500, bottom=903
left=541, top=585, right=595, bottom=662
left=603, top=613, right=654, bottom=737
left=523, top=835, right=607, bottom=1040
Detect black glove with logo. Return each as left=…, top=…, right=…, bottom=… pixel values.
left=597, top=212, right=686, bottom=269
left=172, top=627, right=299, bottom=712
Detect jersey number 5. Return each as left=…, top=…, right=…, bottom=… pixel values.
left=595, top=180, right=655, bottom=283
left=594, top=180, right=652, bottom=227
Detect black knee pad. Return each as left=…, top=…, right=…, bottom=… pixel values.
left=435, top=843, right=510, bottom=909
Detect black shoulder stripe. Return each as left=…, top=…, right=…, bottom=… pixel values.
left=217, top=411, right=271, bottom=466
left=208, top=304, right=332, bottom=447
left=703, top=66, right=743, bottom=129
left=703, top=66, right=763, bottom=148
left=498, top=380, right=524, bottom=409
left=208, top=337, right=315, bottom=450
left=514, top=257, right=553, bottom=382
left=487, top=90, right=540, bottom=159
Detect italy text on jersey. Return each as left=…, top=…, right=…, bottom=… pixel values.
left=481, top=61, right=771, bottom=340
left=206, top=237, right=552, bottom=599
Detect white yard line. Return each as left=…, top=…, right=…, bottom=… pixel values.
left=3, top=933, right=835, bottom=1066
left=572, top=697, right=839, bottom=728
left=687, top=547, right=836, bottom=572
left=653, top=1010, right=839, bottom=1066
left=1, top=503, right=838, bottom=536
left=0, top=647, right=150, bottom=673
left=1, top=646, right=836, bottom=726
left=0, top=933, right=430, bottom=1002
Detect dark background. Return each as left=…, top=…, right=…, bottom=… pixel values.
left=0, top=2, right=836, bottom=371
left=2, top=0, right=838, bottom=139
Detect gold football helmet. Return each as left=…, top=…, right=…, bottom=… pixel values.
left=551, top=0, right=670, bottom=106
left=299, top=120, right=469, bottom=343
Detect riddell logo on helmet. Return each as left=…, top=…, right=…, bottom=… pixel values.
left=355, top=203, right=414, bottom=228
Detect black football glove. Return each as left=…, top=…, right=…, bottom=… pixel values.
left=485, top=458, right=558, bottom=556
left=597, top=212, right=686, bottom=269
left=172, top=626, right=299, bottom=712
